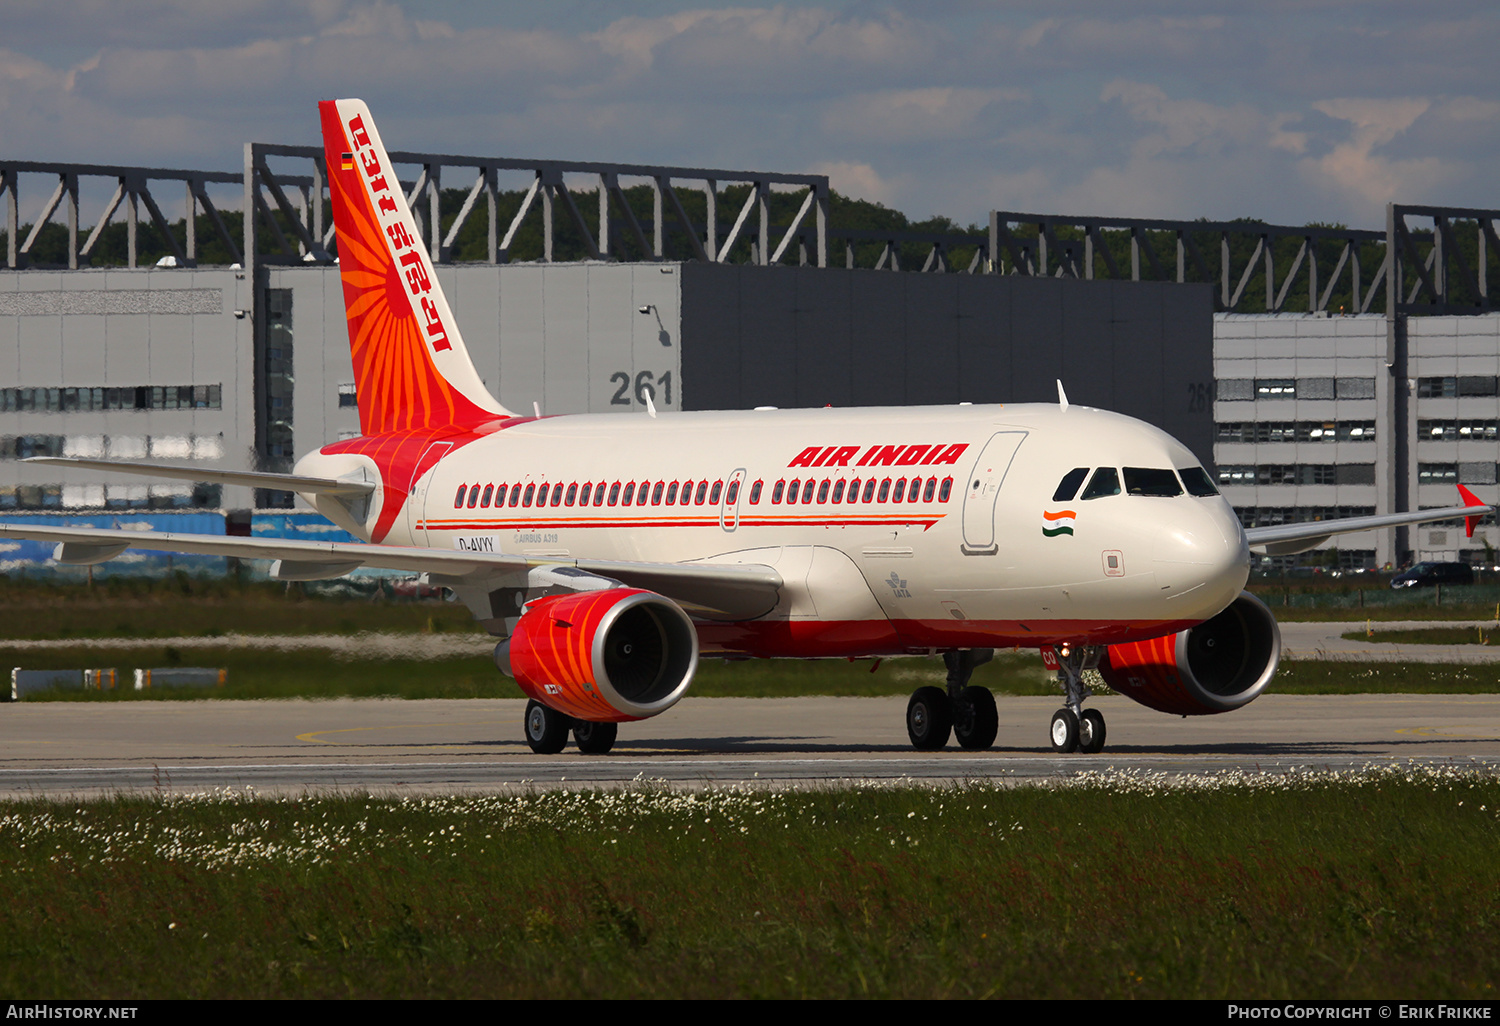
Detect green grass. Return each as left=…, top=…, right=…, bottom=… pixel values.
left=1248, top=582, right=1500, bottom=622
left=0, top=576, right=480, bottom=640
left=1341, top=626, right=1500, bottom=646
left=1, top=769, right=1497, bottom=998
left=1267, top=661, right=1500, bottom=694
left=9, top=642, right=1500, bottom=701
left=0, top=646, right=1061, bottom=701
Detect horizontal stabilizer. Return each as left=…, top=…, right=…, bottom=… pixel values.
left=23, top=457, right=375, bottom=496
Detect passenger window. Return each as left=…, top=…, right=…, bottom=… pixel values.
left=551, top=484, right=564, bottom=506
left=638, top=482, right=650, bottom=506
left=454, top=484, right=467, bottom=508
left=666, top=481, right=679, bottom=505
left=863, top=479, right=877, bottom=502
left=522, top=483, right=536, bottom=507
left=802, top=481, right=815, bottom=503
left=1080, top=468, right=1121, bottom=500
left=622, top=482, right=635, bottom=505
left=749, top=480, right=763, bottom=504
left=695, top=481, right=709, bottom=505
left=891, top=478, right=906, bottom=503
left=593, top=482, right=606, bottom=507
left=579, top=483, right=591, bottom=506
left=923, top=477, right=936, bottom=502
left=848, top=477, right=861, bottom=503
left=565, top=483, right=577, bottom=506
left=1053, top=467, right=1089, bottom=502
left=509, top=484, right=522, bottom=507
left=832, top=480, right=846, bottom=503
left=878, top=479, right=891, bottom=502
left=681, top=481, right=694, bottom=505
left=608, top=483, right=620, bottom=506
left=1179, top=467, right=1220, bottom=497
left=772, top=480, right=785, bottom=504
left=710, top=481, right=723, bottom=505
left=817, top=479, right=830, bottom=503
left=481, top=484, right=494, bottom=507
left=1123, top=468, right=1183, bottom=497
left=787, top=478, right=799, bottom=505
left=939, top=477, right=953, bottom=502
left=495, top=484, right=507, bottom=507
left=652, top=481, right=664, bottom=505
left=725, top=480, right=739, bottom=504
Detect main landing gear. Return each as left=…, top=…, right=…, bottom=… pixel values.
left=906, top=649, right=999, bottom=751
left=1049, top=646, right=1107, bottom=754
left=523, top=699, right=619, bottom=755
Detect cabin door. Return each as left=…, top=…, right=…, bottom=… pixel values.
left=961, top=431, right=1027, bottom=555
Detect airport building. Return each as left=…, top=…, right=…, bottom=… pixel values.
left=0, top=145, right=1495, bottom=573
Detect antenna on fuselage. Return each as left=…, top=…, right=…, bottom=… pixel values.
left=1056, top=379, right=1070, bottom=411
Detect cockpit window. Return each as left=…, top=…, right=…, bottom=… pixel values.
left=1179, top=466, right=1220, bottom=497
left=1123, top=468, right=1183, bottom=497
left=1053, top=467, right=1089, bottom=502
left=1080, top=467, right=1121, bottom=500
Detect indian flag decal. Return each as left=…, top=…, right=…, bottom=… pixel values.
left=1042, top=509, right=1076, bottom=537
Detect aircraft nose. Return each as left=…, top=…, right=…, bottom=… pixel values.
left=1152, top=501, right=1250, bottom=613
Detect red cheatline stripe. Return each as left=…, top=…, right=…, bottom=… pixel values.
left=418, top=516, right=945, bottom=530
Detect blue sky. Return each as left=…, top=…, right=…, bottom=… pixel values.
left=2, top=1, right=1496, bottom=228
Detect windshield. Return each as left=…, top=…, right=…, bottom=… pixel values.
left=1123, top=468, right=1183, bottom=497
left=1179, top=466, right=1219, bottom=497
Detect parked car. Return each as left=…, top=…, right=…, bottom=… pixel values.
left=1390, top=562, right=1474, bottom=589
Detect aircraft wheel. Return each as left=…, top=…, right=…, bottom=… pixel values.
left=907, top=686, right=953, bottom=750
left=1078, top=709, right=1106, bottom=754
left=1050, top=708, right=1079, bottom=754
left=573, top=720, right=618, bottom=755
left=954, top=685, right=998, bottom=750
left=524, top=699, right=570, bottom=754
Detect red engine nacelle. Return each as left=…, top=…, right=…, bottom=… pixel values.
left=495, top=588, right=699, bottom=723
left=1099, top=592, right=1281, bottom=716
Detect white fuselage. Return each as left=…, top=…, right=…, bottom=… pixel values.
left=298, top=402, right=1250, bottom=656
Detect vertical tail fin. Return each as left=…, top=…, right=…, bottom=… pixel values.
left=319, top=99, right=511, bottom=435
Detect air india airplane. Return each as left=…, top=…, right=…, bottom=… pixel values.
left=5, top=100, right=1491, bottom=756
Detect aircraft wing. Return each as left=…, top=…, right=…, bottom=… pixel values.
left=1243, top=500, right=1494, bottom=556
left=0, top=523, right=782, bottom=621
left=22, top=456, right=375, bottom=496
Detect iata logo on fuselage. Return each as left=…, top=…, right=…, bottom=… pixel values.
left=787, top=443, right=969, bottom=469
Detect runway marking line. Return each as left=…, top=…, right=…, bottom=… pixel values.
left=1395, top=726, right=1500, bottom=738
left=297, top=720, right=517, bottom=745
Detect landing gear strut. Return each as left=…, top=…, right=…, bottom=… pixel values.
left=1049, top=645, right=1107, bottom=754
left=905, top=649, right=997, bottom=750
left=523, top=700, right=622, bottom=755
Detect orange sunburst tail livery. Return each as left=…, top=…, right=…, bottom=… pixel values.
left=319, top=99, right=510, bottom=435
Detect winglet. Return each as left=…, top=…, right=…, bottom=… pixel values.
left=1457, top=483, right=1487, bottom=538
left=1056, top=379, right=1069, bottom=411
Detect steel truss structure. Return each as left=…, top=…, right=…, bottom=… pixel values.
left=991, top=207, right=1500, bottom=317
left=3, top=149, right=1495, bottom=306
left=1, top=161, right=244, bottom=270
left=245, top=143, right=830, bottom=277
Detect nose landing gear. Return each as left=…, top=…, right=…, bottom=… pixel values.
left=1048, top=645, right=1107, bottom=754
left=904, top=649, right=998, bottom=751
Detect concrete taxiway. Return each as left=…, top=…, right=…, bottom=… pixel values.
left=1, top=693, right=1497, bottom=796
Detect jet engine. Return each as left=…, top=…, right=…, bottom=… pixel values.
left=1099, top=592, right=1280, bottom=716
left=494, top=588, right=699, bottom=722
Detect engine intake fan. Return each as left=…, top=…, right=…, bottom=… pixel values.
left=1099, top=591, right=1281, bottom=716
left=495, top=587, right=699, bottom=722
